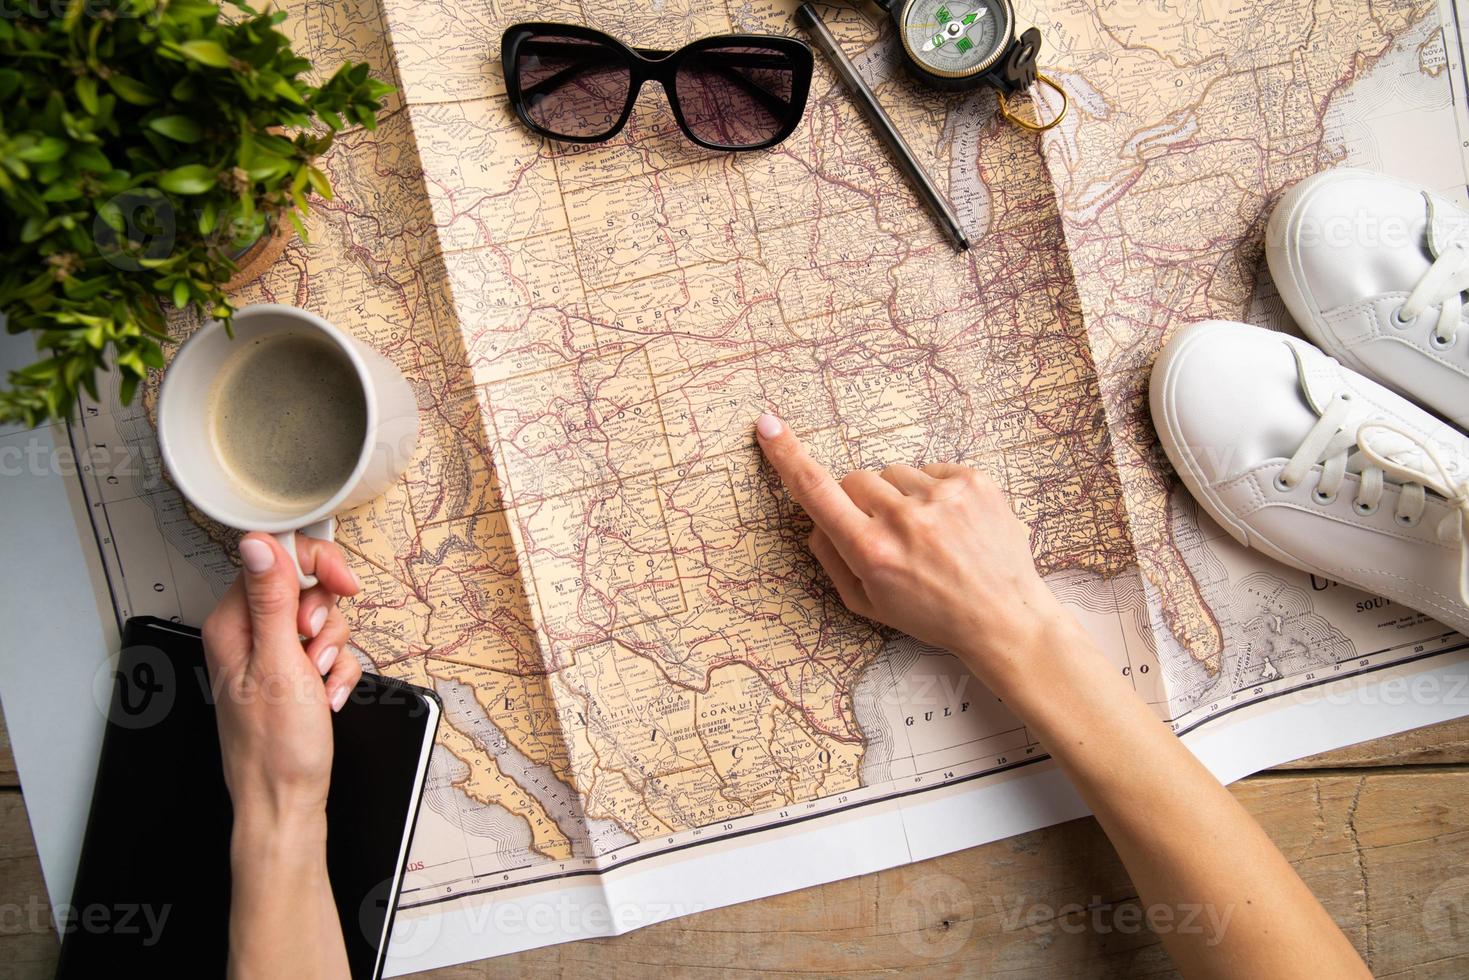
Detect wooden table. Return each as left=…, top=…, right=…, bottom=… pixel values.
left=5, top=709, right=1468, bottom=978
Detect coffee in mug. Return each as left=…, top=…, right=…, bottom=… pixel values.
left=207, top=332, right=369, bottom=512
left=159, top=304, right=419, bottom=588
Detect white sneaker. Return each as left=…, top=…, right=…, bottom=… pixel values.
left=1150, top=320, right=1469, bottom=635
left=1267, top=168, right=1469, bottom=431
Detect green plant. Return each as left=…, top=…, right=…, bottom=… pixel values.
left=0, top=0, right=393, bottom=424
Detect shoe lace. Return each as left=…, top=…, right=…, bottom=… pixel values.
left=1400, top=241, right=1469, bottom=347
left=1280, top=393, right=1469, bottom=606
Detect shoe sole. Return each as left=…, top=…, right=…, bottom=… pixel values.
left=1150, top=321, right=1330, bottom=575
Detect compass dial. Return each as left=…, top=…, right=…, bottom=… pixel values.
left=899, top=0, right=1014, bottom=79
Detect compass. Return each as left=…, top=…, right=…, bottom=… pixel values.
left=878, top=0, right=1067, bottom=130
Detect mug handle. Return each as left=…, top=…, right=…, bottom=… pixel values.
left=273, top=518, right=336, bottom=590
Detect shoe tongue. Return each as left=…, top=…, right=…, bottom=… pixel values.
left=1291, top=341, right=1345, bottom=417
left=1425, top=191, right=1469, bottom=259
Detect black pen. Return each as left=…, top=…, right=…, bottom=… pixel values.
left=795, top=2, right=970, bottom=252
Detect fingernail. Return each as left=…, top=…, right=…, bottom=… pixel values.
left=239, top=538, right=275, bottom=574
left=756, top=412, right=783, bottom=439
left=348, top=565, right=362, bottom=591
left=329, top=684, right=349, bottom=713
left=308, top=605, right=328, bottom=638
left=314, top=645, right=337, bottom=675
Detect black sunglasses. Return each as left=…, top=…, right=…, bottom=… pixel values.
left=501, top=23, right=813, bottom=151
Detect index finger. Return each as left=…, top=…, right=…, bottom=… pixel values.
left=292, top=534, right=362, bottom=598
left=755, top=413, right=868, bottom=548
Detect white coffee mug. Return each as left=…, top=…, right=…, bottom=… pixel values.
left=158, top=303, right=419, bottom=588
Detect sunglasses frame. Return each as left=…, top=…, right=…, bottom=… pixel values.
left=501, top=22, right=814, bottom=151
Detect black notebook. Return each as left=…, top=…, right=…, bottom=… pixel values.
left=56, top=616, right=441, bottom=980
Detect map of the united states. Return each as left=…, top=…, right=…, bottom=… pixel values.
left=149, top=0, right=1450, bottom=891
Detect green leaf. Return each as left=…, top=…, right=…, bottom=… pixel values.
left=147, top=115, right=203, bottom=142
left=169, top=0, right=223, bottom=19
left=171, top=278, right=190, bottom=309
left=290, top=164, right=310, bottom=209
left=106, top=75, right=159, bottom=106
left=305, top=165, right=333, bottom=201
left=157, top=164, right=216, bottom=195
left=15, top=271, right=54, bottom=301
left=175, top=39, right=231, bottom=69
left=255, top=132, right=296, bottom=158
left=0, top=69, right=22, bottom=102
left=170, top=76, right=198, bottom=102
left=74, top=76, right=99, bottom=115
left=72, top=147, right=110, bottom=172
left=41, top=178, right=83, bottom=202
left=287, top=208, right=308, bottom=244
left=17, top=137, right=67, bottom=163
left=97, top=201, right=125, bottom=233
left=63, top=277, right=109, bottom=301
left=118, top=372, right=138, bottom=407
left=17, top=357, right=60, bottom=381
left=46, top=385, right=75, bottom=423
left=95, top=170, right=129, bottom=195
left=94, top=93, right=117, bottom=125
left=244, top=153, right=288, bottom=181
left=271, top=76, right=306, bottom=106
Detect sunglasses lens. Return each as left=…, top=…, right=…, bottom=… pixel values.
left=515, top=32, right=631, bottom=139
left=674, top=44, right=801, bottom=148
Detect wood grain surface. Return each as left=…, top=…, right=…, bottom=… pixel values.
left=3, top=703, right=1466, bottom=979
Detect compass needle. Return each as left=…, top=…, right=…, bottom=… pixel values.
left=898, top=0, right=1007, bottom=79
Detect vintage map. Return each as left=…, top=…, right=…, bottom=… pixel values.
left=62, top=0, right=1469, bottom=967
